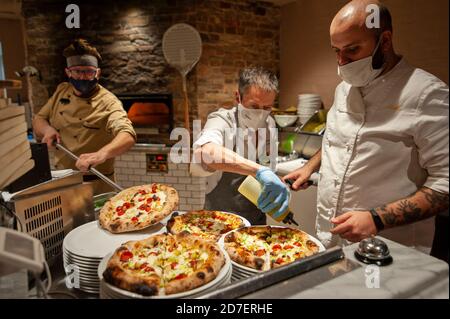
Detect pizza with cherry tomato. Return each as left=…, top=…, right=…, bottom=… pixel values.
left=102, top=232, right=225, bottom=296
left=223, top=226, right=320, bottom=271
left=99, top=184, right=178, bottom=233
left=166, top=210, right=245, bottom=241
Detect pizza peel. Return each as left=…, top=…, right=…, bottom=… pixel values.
left=54, top=142, right=124, bottom=192
left=162, top=23, right=202, bottom=132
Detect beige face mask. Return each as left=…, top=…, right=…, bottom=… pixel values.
left=337, top=37, right=385, bottom=87
left=237, top=103, right=271, bottom=130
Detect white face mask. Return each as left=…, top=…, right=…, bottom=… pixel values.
left=337, top=38, right=385, bottom=87
left=237, top=103, right=271, bottom=130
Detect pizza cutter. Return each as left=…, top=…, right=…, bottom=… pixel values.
left=54, top=142, right=124, bottom=192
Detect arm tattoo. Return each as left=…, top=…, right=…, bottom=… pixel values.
left=375, top=187, right=449, bottom=228
left=421, top=188, right=449, bottom=212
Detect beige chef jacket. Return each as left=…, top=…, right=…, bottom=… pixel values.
left=190, top=106, right=276, bottom=193
left=317, top=58, right=449, bottom=248
left=35, top=82, right=136, bottom=176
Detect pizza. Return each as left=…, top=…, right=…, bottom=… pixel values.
left=167, top=210, right=245, bottom=241
left=103, top=232, right=225, bottom=296
left=223, top=226, right=320, bottom=271
left=99, top=183, right=178, bottom=233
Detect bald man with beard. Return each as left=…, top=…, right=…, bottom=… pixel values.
left=284, top=0, right=449, bottom=254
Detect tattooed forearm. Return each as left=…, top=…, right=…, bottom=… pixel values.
left=375, top=187, right=449, bottom=228
left=420, top=188, right=449, bottom=213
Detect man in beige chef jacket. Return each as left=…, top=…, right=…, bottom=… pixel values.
left=33, top=39, right=136, bottom=194
left=284, top=0, right=449, bottom=250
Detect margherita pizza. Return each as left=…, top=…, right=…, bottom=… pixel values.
left=167, top=210, right=245, bottom=241
left=99, top=184, right=178, bottom=233
left=223, top=226, right=320, bottom=271
left=102, top=233, right=225, bottom=296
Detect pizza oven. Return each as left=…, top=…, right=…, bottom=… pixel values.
left=117, top=94, right=174, bottom=144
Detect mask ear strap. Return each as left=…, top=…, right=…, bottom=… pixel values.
left=373, top=34, right=384, bottom=55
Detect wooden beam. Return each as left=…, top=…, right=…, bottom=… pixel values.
left=0, top=79, right=22, bottom=89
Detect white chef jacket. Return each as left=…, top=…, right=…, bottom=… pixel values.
left=317, top=58, right=449, bottom=248
left=190, top=106, right=276, bottom=193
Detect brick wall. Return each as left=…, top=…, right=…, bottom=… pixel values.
left=21, top=0, right=280, bottom=128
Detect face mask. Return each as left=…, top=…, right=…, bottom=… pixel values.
left=69, top=77, right=98, bottom=96
left=337, top=37, right=385, bottom=87
left=237, top=103, right=271, bottom=130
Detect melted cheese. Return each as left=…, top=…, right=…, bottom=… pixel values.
left=112, top=190, right=168, bottom=222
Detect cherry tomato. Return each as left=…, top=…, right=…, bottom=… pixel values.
left=120, top=251, right=133, bottom=262
left=174, top=273, right=187, bottom=280
left=139, top=263, right=148, bottom=269
left=256, top=249, right=266, bottom=257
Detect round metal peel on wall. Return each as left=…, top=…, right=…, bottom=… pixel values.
left=162, top=23, right=202, bottom=132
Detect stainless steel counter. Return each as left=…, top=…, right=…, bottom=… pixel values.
left=45, top=237, right=448, bottom=299
left=240, top=238, right=449, bottom=299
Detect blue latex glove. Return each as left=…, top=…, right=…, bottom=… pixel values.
left=255, top=167, right=290, bottom=219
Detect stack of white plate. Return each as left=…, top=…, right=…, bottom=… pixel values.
left=297, top=94, right=322, bottom=124
left=97, top=250, right=232, bottom=299
left=63, top=220, right=164, bottom=294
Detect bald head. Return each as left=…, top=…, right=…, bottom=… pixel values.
left=331, top=0, right=392, bottom=38
left=330, top=0, right=395, bottom=66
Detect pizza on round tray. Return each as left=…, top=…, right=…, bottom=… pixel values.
left=103, top=232, right=225, bottom=296
left=223, top=226, right=320, bottom=271
left=167, top=210, right=245, bottom=241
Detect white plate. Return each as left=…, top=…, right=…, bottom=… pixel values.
left=63, top=221, right=165, bottom=259
left=63, top=249, right=103, bottom=261
left=63, top=260, right=101, bottom=272
left=98, top=245, right=231, bottom=299
left=63, top=257, right=102, bottom=267
left=219, top=225, right=326, bottom=273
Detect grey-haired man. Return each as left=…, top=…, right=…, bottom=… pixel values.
left=190, top=67, right=290, bottom=225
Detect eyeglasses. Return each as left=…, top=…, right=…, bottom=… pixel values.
left=68, top=68, right=99, bottom=80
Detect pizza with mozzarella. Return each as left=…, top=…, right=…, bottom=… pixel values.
left=167, top=210, right=245, bottom=241
left=223, top=226, right=320, bottom=271
left=99, top=184, right=178, bottom=233
left=103, top=232, right=225, bottom=296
